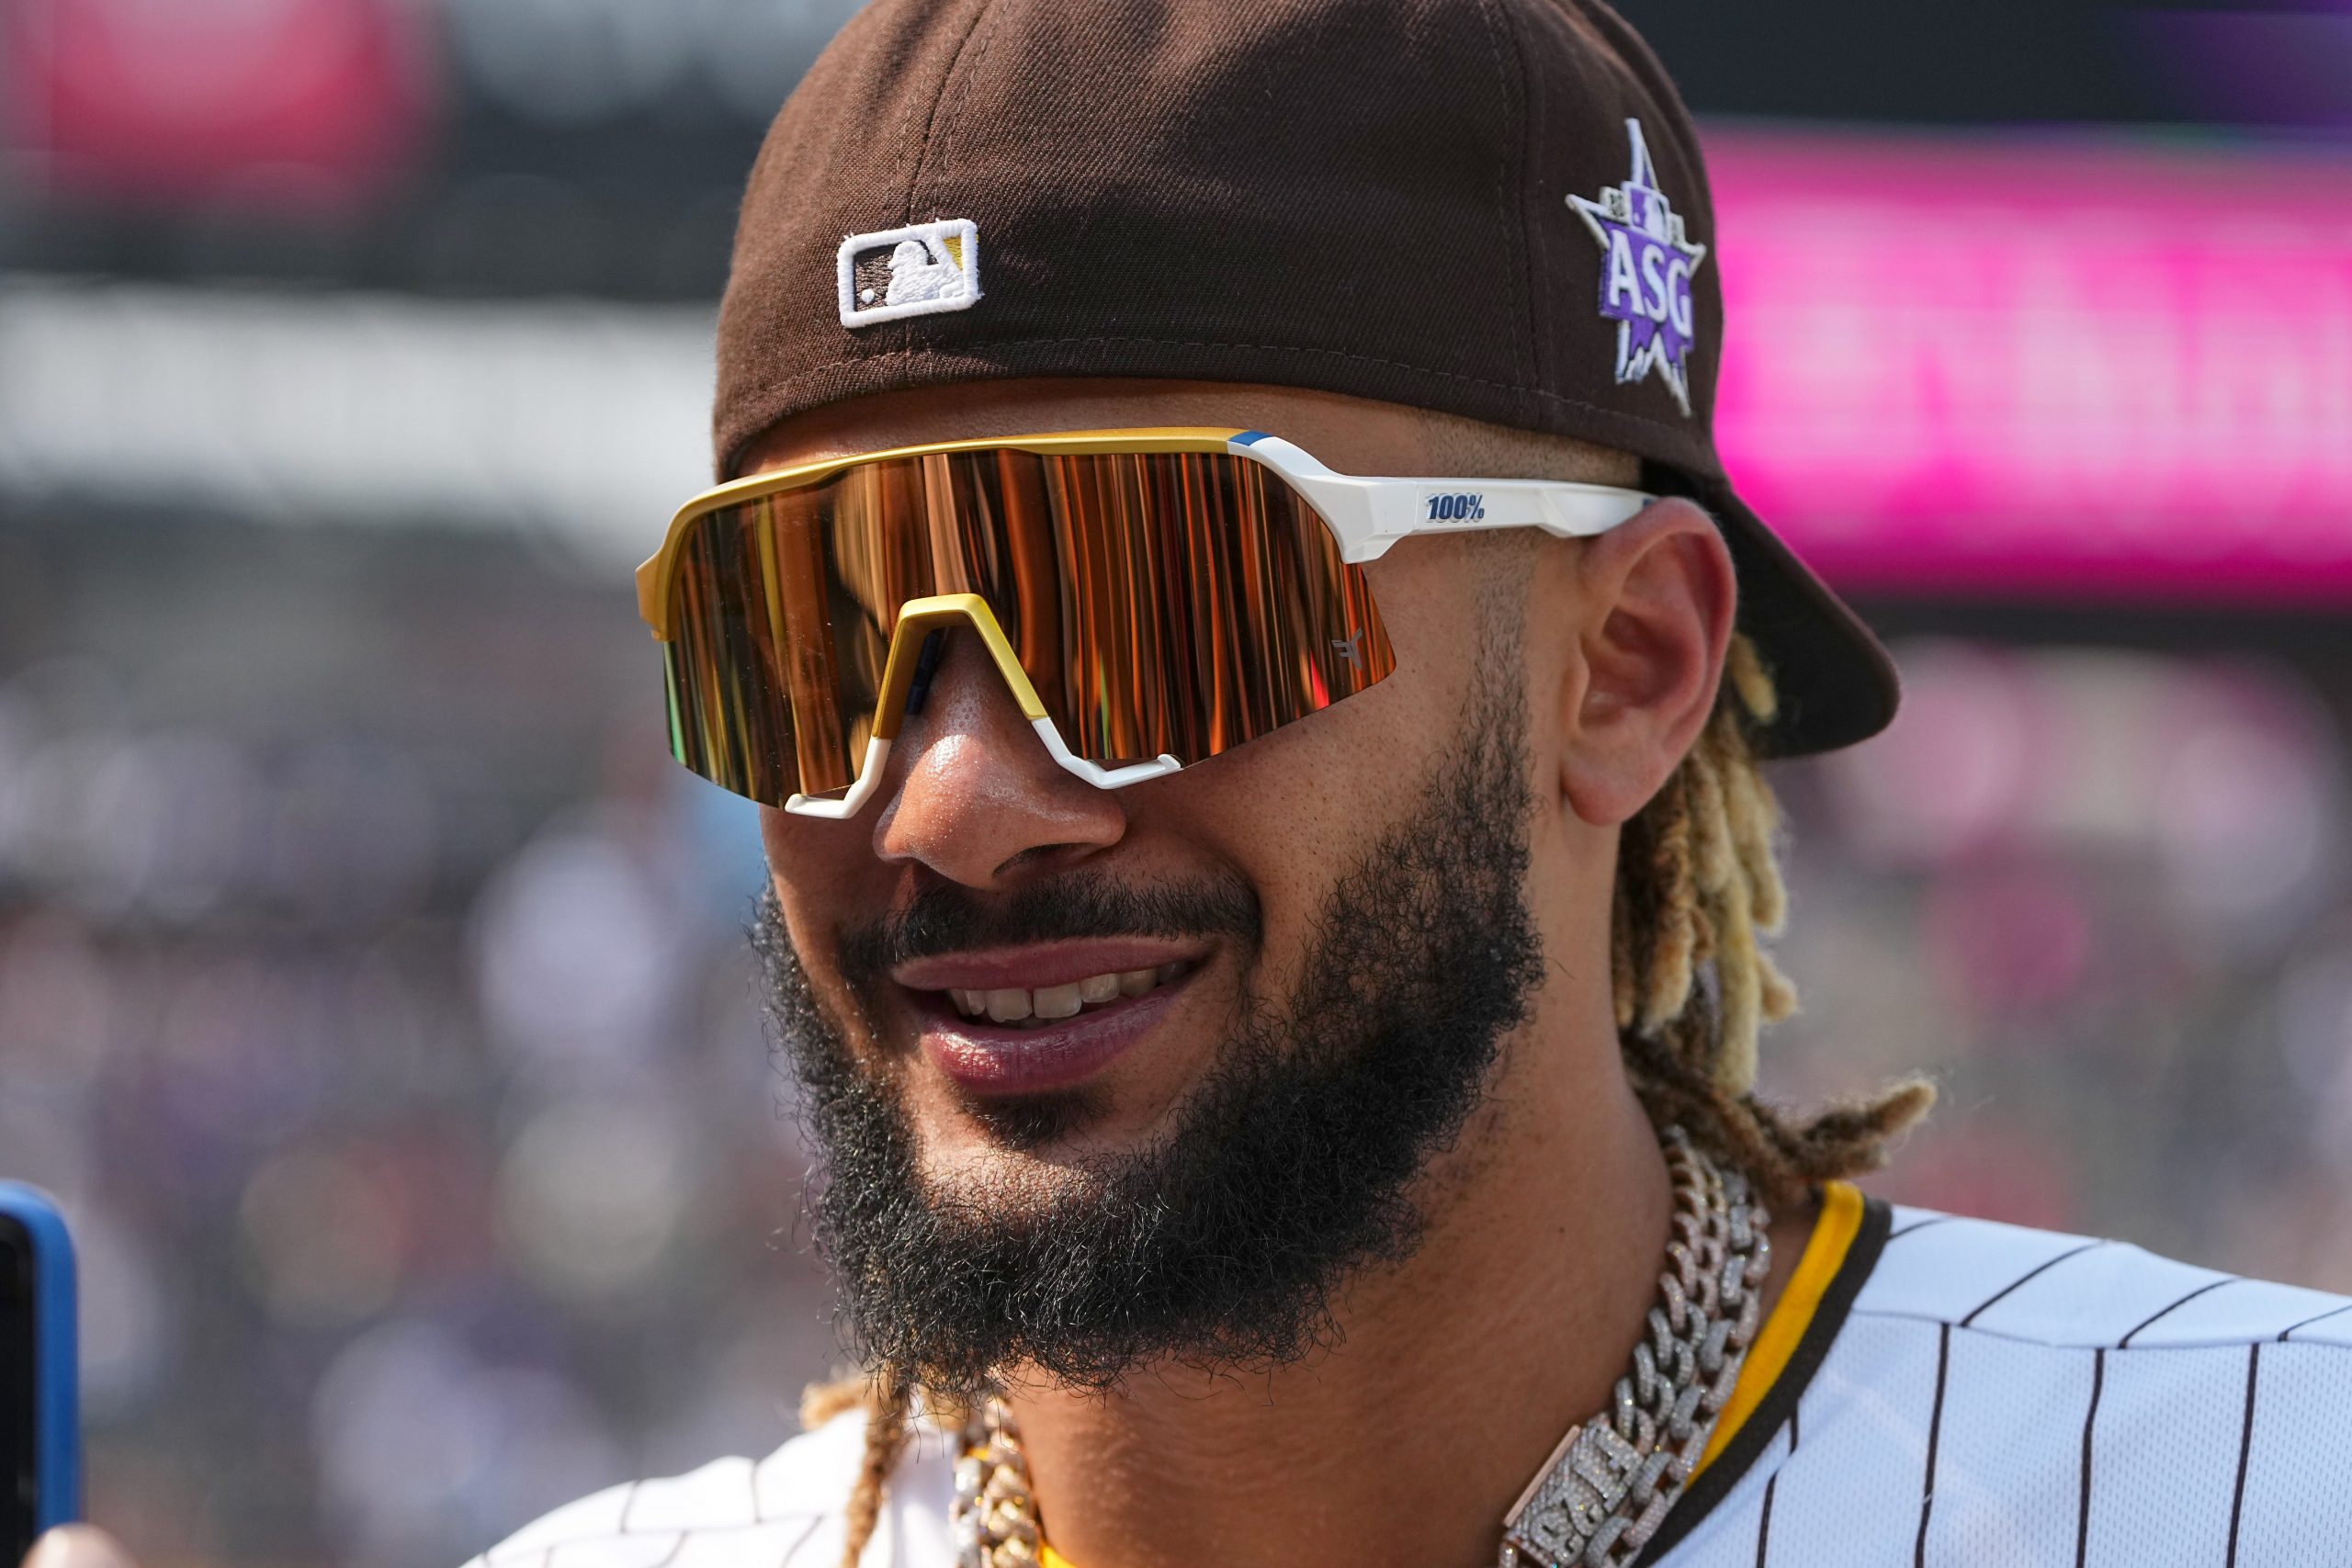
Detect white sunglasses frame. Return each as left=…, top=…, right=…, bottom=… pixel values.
left=1229, top=430, right=1654, bottom=565
left=640, top=427, right=1655, bottom=817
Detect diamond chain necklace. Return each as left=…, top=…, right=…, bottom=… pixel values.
left=950, top=1127, right=1770, bottom=1568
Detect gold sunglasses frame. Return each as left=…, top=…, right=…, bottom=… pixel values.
left=636, top=428, right=1248, bottom=640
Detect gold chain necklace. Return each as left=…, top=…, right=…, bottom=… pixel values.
left=950, top=1128, right=1770, bottom=1568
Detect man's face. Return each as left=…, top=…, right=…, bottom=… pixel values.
left=749, top=380, right=1639, bottom=1388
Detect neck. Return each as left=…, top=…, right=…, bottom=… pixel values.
left=999, top=1035, right=1751, bottom=1568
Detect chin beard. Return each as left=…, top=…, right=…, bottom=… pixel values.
left=756, top=657, right=1545, bottom=1396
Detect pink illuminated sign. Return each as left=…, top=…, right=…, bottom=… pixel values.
left=1708, top=133, right=2352, bottom=600
left=4, top=0, right=433, bottom=213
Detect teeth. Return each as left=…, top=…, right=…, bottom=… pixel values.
left=944, top=964, right=1191, bottom=1023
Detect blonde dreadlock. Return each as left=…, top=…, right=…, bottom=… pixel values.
left=809, top=1366, right=912, bottom=1568
left=819, top=631, right=1932, bottom=1565
left=1611, top=634, right=1934, bottom=1214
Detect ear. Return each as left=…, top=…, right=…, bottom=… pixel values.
left=1555, top=498, right=1736, bottom=826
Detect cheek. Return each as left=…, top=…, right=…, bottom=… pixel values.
left=759, top=807, right=875, bottom=940
left=1161, top=559, right=1478, bottom=974
left=1312, top=548, right=1491, bottom=787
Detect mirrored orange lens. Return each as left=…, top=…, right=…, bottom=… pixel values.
left=662, top=450, right=1395, bottom=807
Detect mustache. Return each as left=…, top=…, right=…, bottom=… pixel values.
left=835, top=868, right=1262, bottom=987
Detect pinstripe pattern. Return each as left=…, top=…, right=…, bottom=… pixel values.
left=2074, top=1348, right=2103, bottom=1568
left=2278, top=1300, right=2352, bottom=1342
left=1912, top=1323, right=1949, bottom=1567
left=1751, top=1405, right=1794, bottom=1568
left=465, top=1423, right=961, bottom=1568
left=2119, top=1278, right=2237, bottom=1348
left=465, top=1211, right=2352, bottom=1568
left=2225, top=1346, right=2260, bottom=1566
left=1959, top=1239, right=2104, bottom=1327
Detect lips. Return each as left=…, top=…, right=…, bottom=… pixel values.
left=894, top=946, right=1204, bottom=1098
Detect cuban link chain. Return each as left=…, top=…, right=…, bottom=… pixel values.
left=1497, top=1127, right=1770, bottom=1568
left=953, top=1405, right=1042, bottom=1568
left=948, top=1126, right=1768, bottom=1568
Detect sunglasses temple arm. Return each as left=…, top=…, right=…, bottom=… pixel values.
left=1291, top=482, right=1657, bottom=566
left=1235, top=434, right=1650, bottom=561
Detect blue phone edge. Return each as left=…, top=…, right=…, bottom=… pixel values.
left=0, top=1182, right=81, bottom=1531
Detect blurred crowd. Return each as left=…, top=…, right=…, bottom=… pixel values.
left=5, top=0, right=2351, bottom=1565
left=0, top=518, right=833, bottom=1564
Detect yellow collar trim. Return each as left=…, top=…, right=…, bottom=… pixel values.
left=1032, top=1180, right=1867, bottom=1568
left=1690, top=1178, right=1863, bottom=1477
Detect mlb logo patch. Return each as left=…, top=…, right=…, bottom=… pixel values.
left=836, top=219, right=981, bottom=328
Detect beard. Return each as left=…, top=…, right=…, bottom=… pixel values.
left=756, top=649, right=1547, bottom=1395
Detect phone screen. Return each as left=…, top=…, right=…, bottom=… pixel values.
left=0, top=1214, right=36, bottom=1561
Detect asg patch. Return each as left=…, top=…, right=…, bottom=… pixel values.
left=1567, top=120, right=1707, bottom=415
left=836, top=219, right=980, bottom=328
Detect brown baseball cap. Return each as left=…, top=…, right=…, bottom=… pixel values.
left=712, top=0, right=1899, bottom=755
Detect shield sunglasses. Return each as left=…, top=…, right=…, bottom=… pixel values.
left=636, top=428, right=1655, bottom=817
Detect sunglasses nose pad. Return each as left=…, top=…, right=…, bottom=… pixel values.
left=871, top=594, right=1052, bottom=757
left=902, top=628, right=950, bottom=717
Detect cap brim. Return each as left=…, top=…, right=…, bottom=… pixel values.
left=1690, top=475, right=1900, bottom=757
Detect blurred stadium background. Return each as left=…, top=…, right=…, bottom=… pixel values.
left=3, top=1, right=2351, bottom=1563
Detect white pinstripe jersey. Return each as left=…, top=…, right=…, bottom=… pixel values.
left=466, top=1201, right=2352, bottom=1568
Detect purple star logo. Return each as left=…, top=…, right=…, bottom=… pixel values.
left=1568, top=119, right=1709, bottom=416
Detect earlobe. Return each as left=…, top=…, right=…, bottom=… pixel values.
left=1555, top=499, right=1736, bottom=827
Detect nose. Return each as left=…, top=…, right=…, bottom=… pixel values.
left=872, top=628, right=1127, bottom=886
